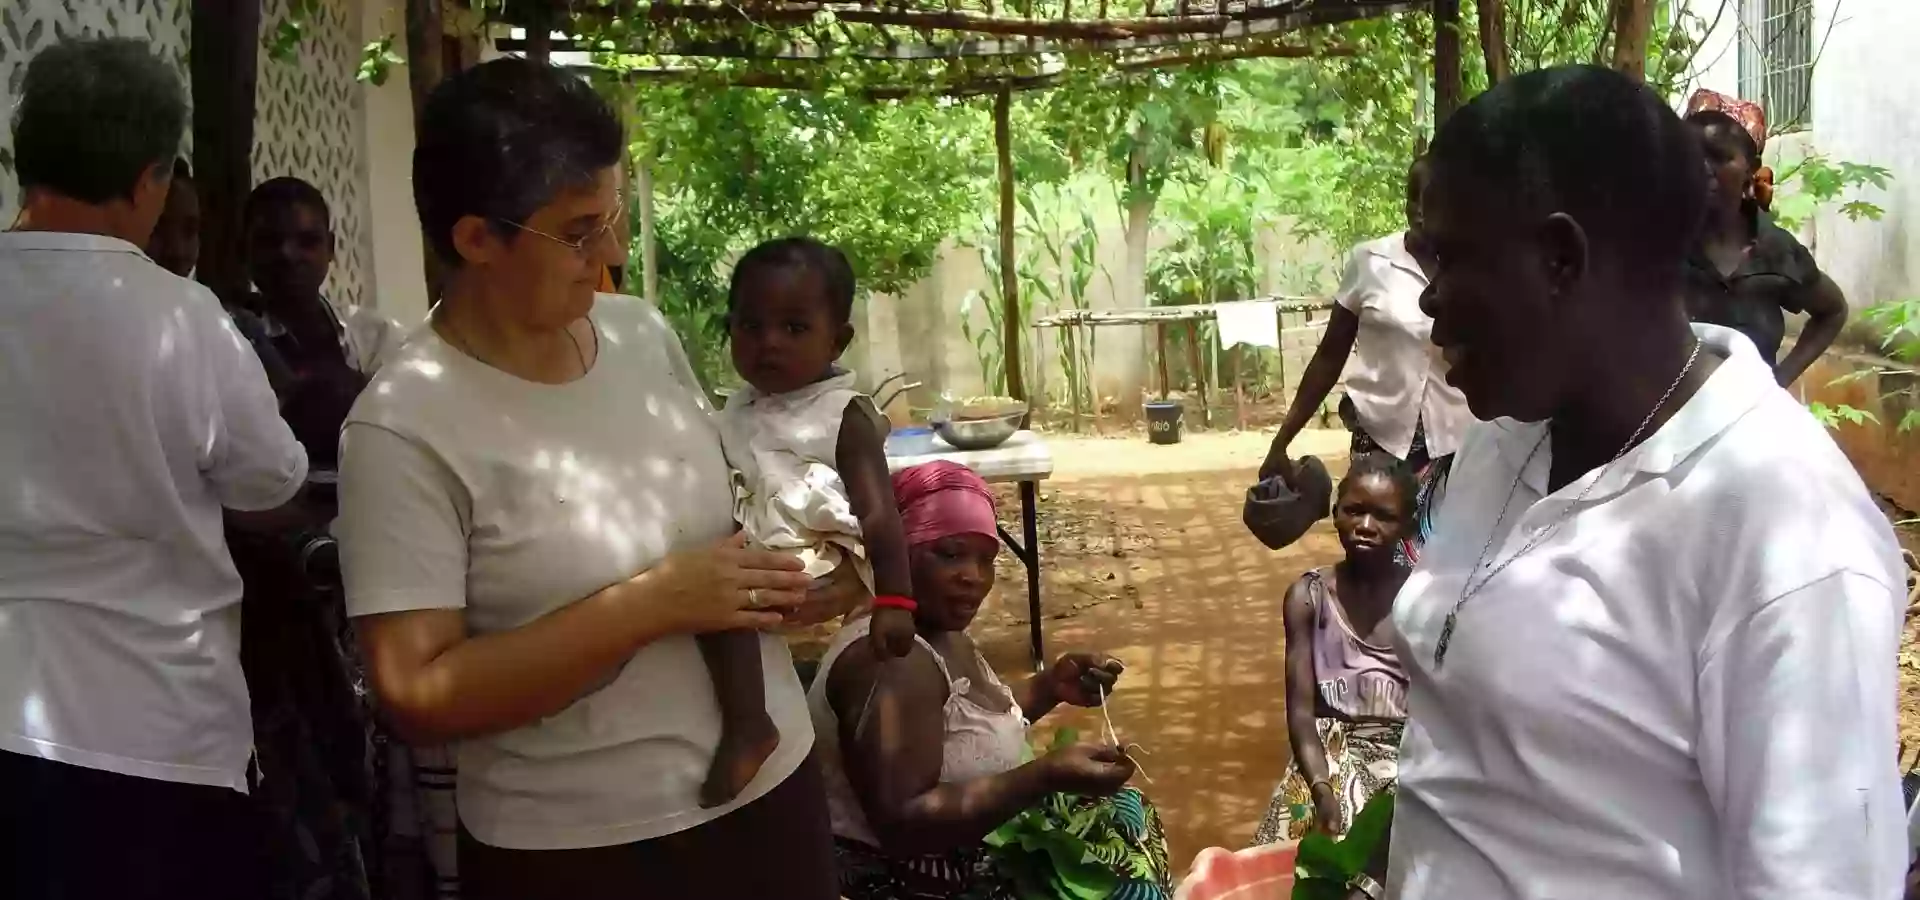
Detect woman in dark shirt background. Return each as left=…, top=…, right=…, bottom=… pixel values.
left=1681, top=91, right=1847, bottom=387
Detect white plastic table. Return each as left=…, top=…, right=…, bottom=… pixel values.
left=887, top=430, right=1055, bottom=666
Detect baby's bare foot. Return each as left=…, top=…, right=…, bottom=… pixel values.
left=700, top=713, right=780, bottom=809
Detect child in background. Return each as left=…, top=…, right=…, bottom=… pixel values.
left=704, top=237, right=917, bottom=808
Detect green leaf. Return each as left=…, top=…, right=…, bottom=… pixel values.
left=1292, top=876, right=1353, bottom=900
left=1335, top=791, right=1395, bottom=873
left=1841, top=406, right=1880, bottom=426
left=1839, top=200, right=1884, bottom=222
left=1049, top=727, right=1080, bottom=753
left=1294, top=831, right=1350, bottom=880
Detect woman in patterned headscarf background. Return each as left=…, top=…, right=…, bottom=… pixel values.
left=1681, top=89, right=1849, bottom=387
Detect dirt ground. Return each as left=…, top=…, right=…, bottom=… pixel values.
left=800, top=426, right=1920, bottom=873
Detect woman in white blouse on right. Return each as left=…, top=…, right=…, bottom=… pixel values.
left=1260, top=156, right=1471, bottom=524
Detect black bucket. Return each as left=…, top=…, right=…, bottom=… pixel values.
left=1145, top=400, right=1184, bottom=445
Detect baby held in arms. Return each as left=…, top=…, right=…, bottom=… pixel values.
left=702, top=237, right=916, bottom=808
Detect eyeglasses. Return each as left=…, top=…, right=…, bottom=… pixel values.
left=497, top=190, right=624, bottom=256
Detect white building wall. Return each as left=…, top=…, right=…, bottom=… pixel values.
left=253, top=0, right=375, bottom=310
left=1680, top=0, right=1920, bottom=311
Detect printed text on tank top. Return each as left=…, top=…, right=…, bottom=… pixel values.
left=1306, top=568, right=1409, bottom=725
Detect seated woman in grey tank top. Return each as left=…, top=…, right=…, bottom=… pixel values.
left=1254, top=453, right=1416, bottom=846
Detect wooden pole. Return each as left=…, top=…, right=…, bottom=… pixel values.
left=190, top=0, right=261, bottom=307
left=1233, top=345, right=1246, bottom=431
left=994, top=86, right=1025, bottom=404
left=1477, top=0, right=1508, bottom=86
left=406, top=0, right=447, bottom=300
left=1274, top=306, right=1288, bottom=405
left=526, top=7, right=554, bottom=62
left=1186, top=320, right=1208, bottom=429
left=1610, top=0, right=1653, bottom=81
left=1432, top=0, right=1462, bottom=125
left=1067, top=325, right=1084, bottom=432
left=1155, top=322, right=1170, bottom=400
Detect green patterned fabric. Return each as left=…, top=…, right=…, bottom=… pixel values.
left=985, top=788, right=1172, bottom=900
left=836, top=787, right=1171, bottom=900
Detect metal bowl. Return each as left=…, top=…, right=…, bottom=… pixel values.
left=935, top=409, right=1025, bottom=450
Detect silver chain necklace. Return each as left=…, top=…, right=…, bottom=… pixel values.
left=1433, top=339, right=1703, bottom=668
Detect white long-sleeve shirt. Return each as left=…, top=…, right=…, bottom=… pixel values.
left=1389, top=323, right=1908, bottom=900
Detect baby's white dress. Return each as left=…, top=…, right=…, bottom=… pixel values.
left=716, top=369, right=888, bottom=589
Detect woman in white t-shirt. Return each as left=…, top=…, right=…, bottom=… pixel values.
left=334, top=58, right=858, bottom=900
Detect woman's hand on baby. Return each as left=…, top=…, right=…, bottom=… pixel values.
left=1040, top=743, right=1137, bottom=796
left=782, top=562, right=872, bottom=628
left=1045, top=653, right=1124, bottom=708
left=641, top=532, right=811, bottom=634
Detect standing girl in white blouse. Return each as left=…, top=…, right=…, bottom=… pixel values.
left=1260, top=157, right=1472, bottom=558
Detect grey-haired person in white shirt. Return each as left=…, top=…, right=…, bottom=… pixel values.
left=1363, top=64, right=1908, bottom=900
left=0, top=37, right=308, bottom=900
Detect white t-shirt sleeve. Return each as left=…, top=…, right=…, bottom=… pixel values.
left=200, top=306, right=307, bottom=511
left=1696, top=569, right=1908, bottom=900
left=1333, top=245, right=1370, bottom=314
left=336, top=422, right=470, bottom=617
left=343, top=305, right=409, bottom=375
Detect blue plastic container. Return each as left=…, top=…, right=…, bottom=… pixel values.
left=886, top=426, right=938, bottom=457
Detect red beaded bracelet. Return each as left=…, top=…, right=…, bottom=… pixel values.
left=872, top=595, right=918, bottom=612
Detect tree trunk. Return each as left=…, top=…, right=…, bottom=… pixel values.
left=1122, top=125, right=1157, bottom=414
left=526, top=7, right=554, bottom=63
left=994, top=87, right=1025, bottom=404
left=1477, top=0, right=1509, bottom=86
left=1610, top=0, right=1654, bottom=80
left=405, top=0, right=447, bottom=299
left=1432, top=0, right=1462, bottom=125
left=190, top=0, right=261, bottom=307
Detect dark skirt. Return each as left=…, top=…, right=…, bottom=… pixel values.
left=457, top=755, right=838, bottom=900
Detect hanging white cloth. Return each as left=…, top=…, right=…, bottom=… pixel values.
left=1213, top=300, right=1280, bottom=351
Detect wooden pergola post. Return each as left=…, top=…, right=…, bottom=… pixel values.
left=1477, top=0, right=1509, bottom=86
left=994, top=85, right=1025, bottom=404
left=405, top=0, right=447, bottom=299
left=190, top=0, right=262, bottom=306
left=1432, top=0, right=1462, bottom=125
left=1610, top=0, right=1654, bottom=81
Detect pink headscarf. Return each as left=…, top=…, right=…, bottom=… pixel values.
left=891, top=461, right=998, bottom=547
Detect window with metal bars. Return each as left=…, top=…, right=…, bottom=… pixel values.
left=1737, top=0, right=1815, bottom=129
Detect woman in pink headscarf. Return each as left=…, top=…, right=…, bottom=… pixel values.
left=805, top=461, right=1173, bottom=899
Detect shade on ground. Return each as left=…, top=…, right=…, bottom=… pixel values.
left=965, top=429, right=1353, bottom=872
